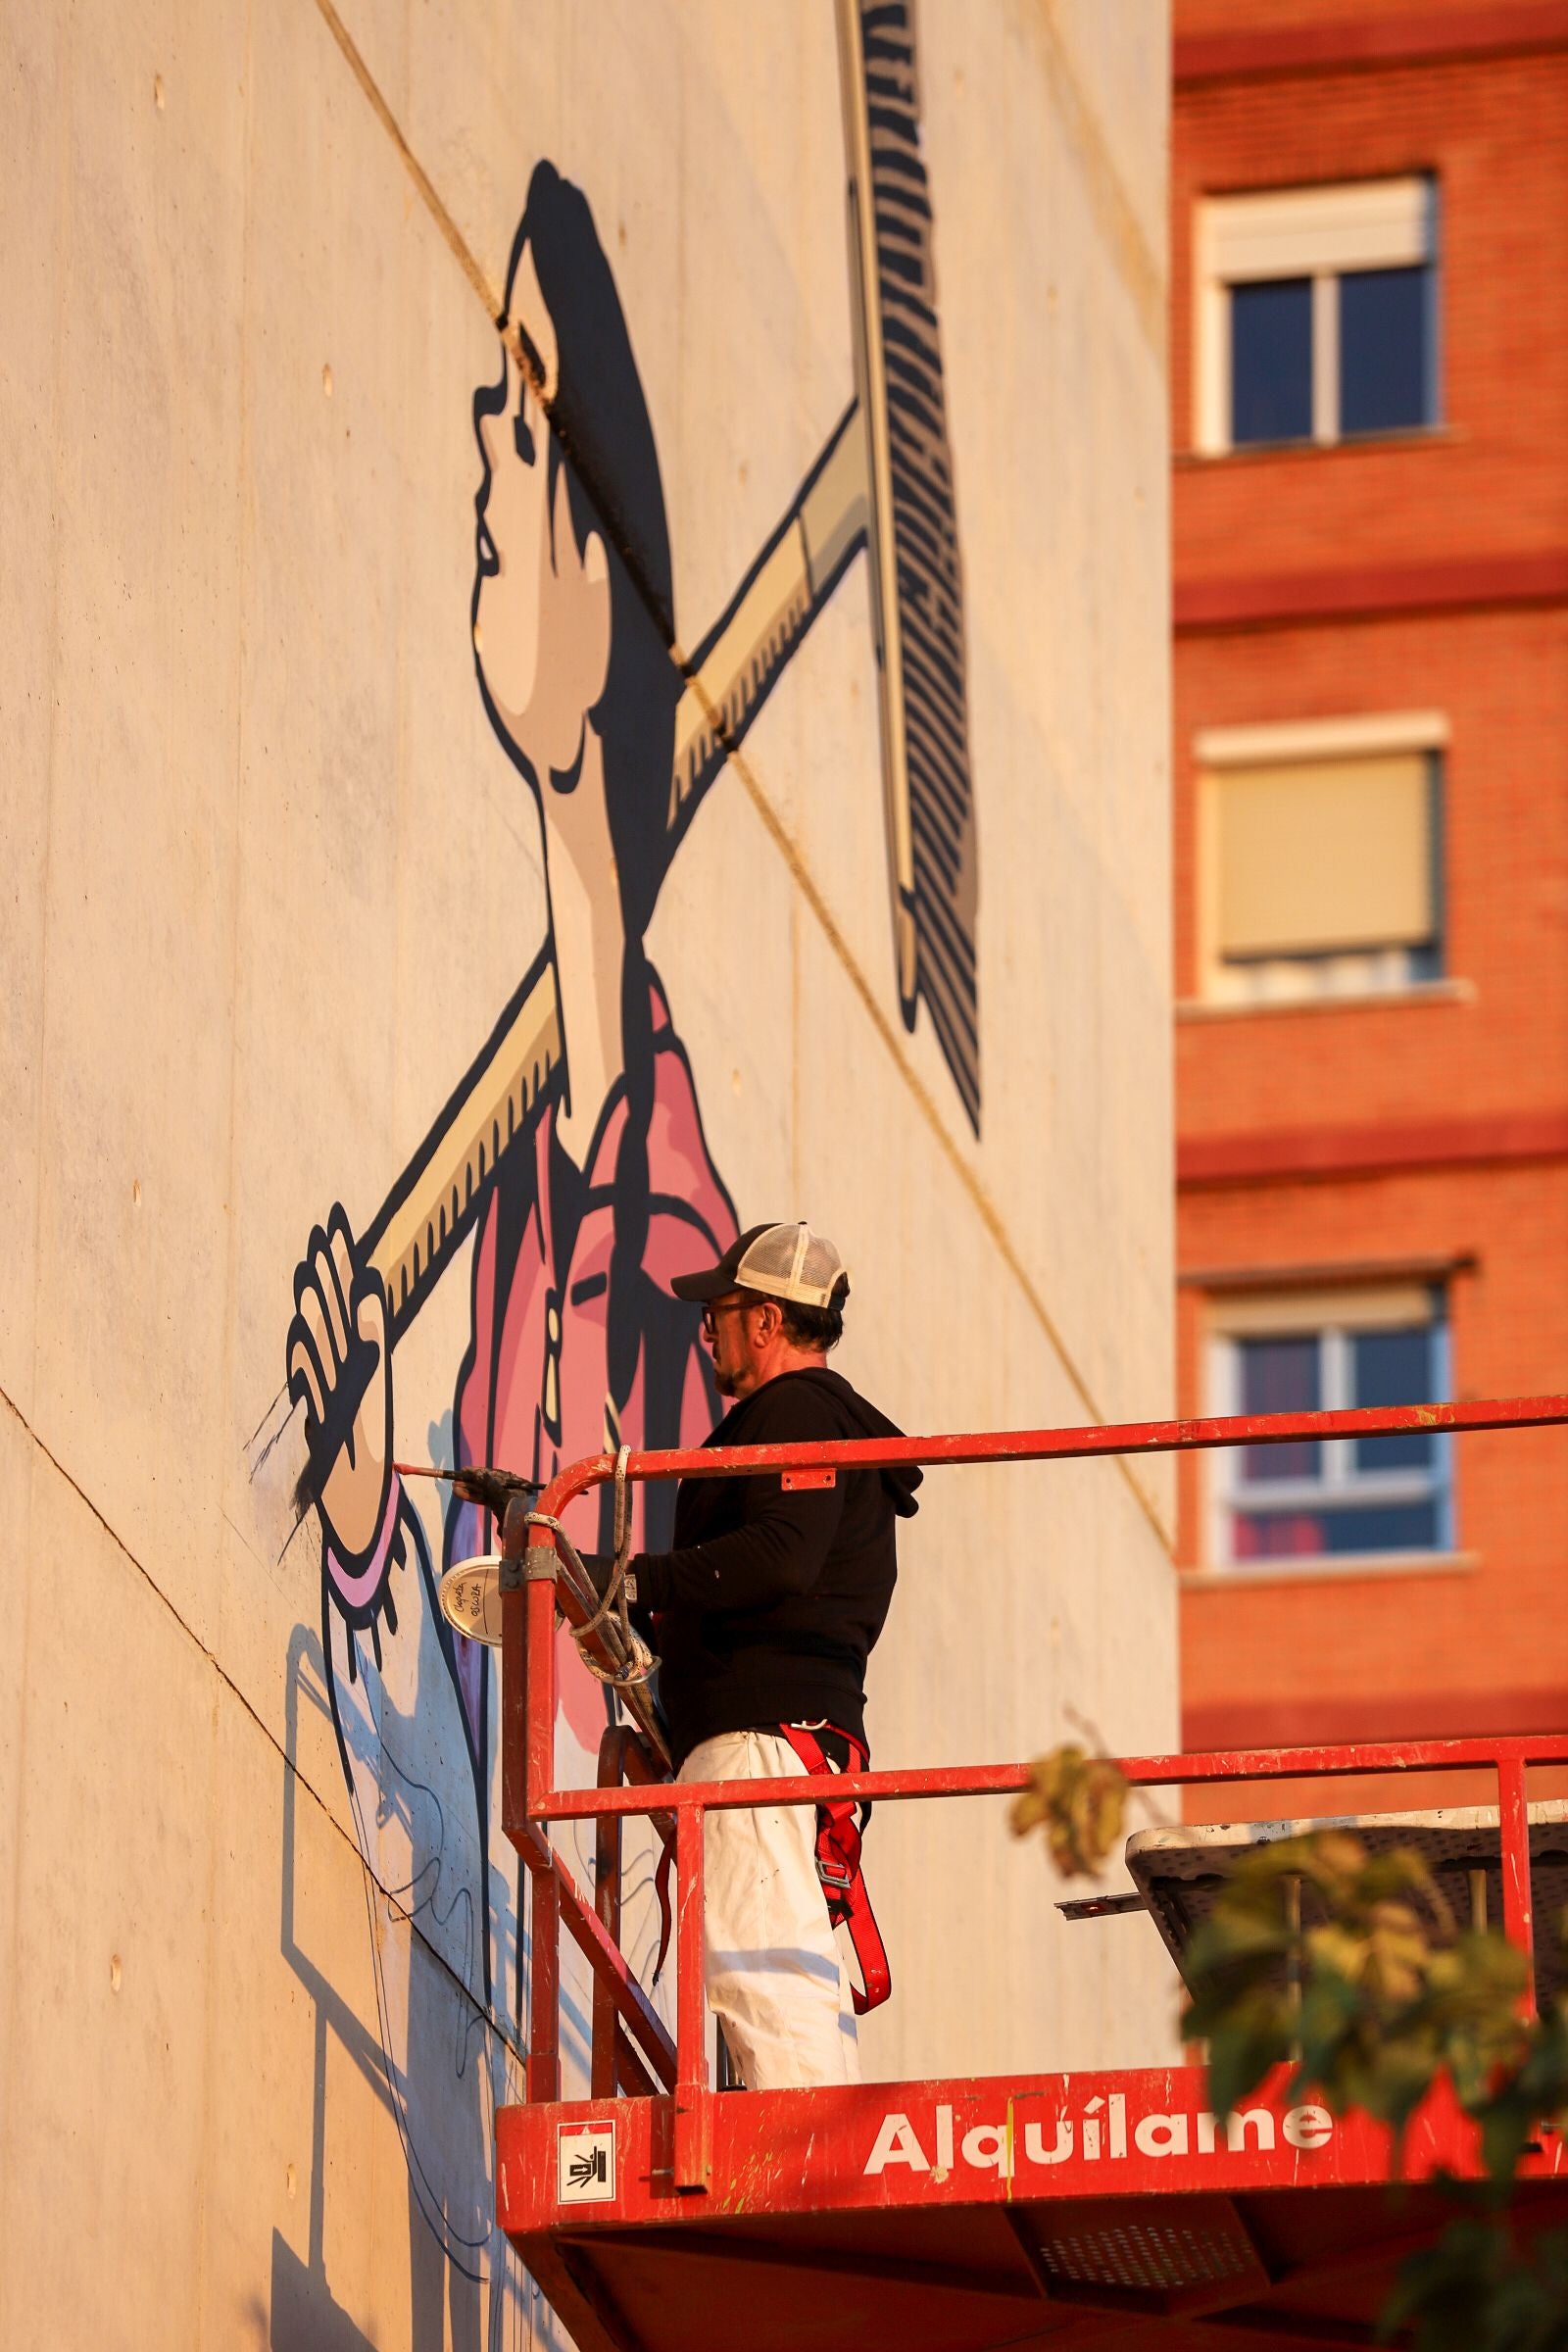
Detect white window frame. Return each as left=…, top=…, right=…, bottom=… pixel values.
left=1195, top=710, right=1448, bottom=1006
left=1195, top=176, right=1439, bottom=455
left=1206, top=1286, right=1454, bottom=1569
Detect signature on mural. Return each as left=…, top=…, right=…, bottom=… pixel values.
left=270, top=0, right=976, bottom=2331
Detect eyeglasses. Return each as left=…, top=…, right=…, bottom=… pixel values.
left=700, top=1294, right=756, bottom=1340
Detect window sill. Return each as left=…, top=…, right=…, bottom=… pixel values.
left=1177, top=425, right=1463, bottom=469
left=1177, top=978, right=1475, bottom=1023
left=1183, top=1549, right=1479, bottom=1592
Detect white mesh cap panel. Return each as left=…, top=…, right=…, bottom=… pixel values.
left=734, top=1222, right=850, bottom=1308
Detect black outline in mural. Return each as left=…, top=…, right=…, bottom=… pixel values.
left=267, top=0, right=975, bottom=2327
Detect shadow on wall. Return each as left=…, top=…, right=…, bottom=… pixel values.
left=270, top=2227, right=482, bottom=2352
left=265, top=1632, right=388, bottom=2349
left=273, top=1624, right=510, bottom=2350
left=268, top=2232, right=377, bottom=2352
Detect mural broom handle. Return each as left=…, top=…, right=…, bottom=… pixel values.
left=359, top=415, right=874, bottom=1342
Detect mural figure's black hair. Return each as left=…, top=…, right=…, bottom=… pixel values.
left=491, top=161, right=680, bottom=947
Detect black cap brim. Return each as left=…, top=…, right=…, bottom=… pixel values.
left=669, top=1223, right=777, bottom=1303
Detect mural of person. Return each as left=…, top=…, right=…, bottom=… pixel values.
left=285, top=163, right=736, bottom=2336
left=458, top=164, right=739, bottom=1639
left=273, top=8, right=978, bottom=2332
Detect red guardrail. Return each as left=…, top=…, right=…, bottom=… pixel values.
left=496, top=1396, right=1568, bottom=2182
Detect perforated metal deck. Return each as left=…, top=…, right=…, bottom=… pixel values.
left=1128, top=1799, right=1568, bottom=2010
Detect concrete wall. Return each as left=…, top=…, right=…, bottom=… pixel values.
left=1, top=1, right=1172, bottom=2343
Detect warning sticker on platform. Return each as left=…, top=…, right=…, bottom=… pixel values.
left=557, top=2121, right=615, bottom=2205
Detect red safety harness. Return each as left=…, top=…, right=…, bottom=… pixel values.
left=778, top=1723, right=891, bottom=2015
left=653, top=1724, right=892, bottom=2014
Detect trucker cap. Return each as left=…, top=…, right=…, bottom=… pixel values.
left=671, top=1221, right=851, bottom=1311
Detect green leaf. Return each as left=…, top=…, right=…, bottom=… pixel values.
left=1201, top=1984, right=1295, bottom=2120
left=1186, top=1832, right=1543, bottom=2184
left=1380, top=2215, right=1568, bottom=2352
left=1009, top=1744, right=1129, bottom=1880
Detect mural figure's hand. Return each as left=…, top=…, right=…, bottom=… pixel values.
left=286, top=1204, right=394, bottom=1570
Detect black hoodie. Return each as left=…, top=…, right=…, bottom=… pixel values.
left=630, top=1367, right=921, bottom=1770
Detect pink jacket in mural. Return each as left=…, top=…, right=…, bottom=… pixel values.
left=447, top=968, right=736, bottom=1749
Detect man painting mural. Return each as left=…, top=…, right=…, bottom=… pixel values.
left=286, top=163, right=735, bottom=2306
left=630, top=1222, right=920, bottom=2088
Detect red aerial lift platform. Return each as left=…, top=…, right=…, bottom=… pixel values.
left=486, top=1396, right=1568, bottom=2350
left=500, top=2072, right=1568, bottom=2351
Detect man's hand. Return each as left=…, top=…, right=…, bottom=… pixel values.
left=572, top=1551, right=628, bottom=1607
left=581, top=1552, right=616, bottom=1600
left=287, top=1204, right=393, bottom=1566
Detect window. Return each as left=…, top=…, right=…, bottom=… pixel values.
left=1209, top=1287, right=1453, bottom=1566
left=1196, top=712, right=1446, bottom=1004
left=1196, top=177, right=1440, bottom=454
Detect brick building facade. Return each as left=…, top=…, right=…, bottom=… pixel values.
left=1170, top=1, right=1568, bottom=1814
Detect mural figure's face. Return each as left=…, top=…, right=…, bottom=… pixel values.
left=473, top=241, right=610, bottom=791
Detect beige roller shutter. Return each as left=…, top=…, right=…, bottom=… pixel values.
left=1213, top=751, right=1434, bottom=960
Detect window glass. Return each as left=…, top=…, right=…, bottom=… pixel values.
left=1233, top=1509, right=1328, bottom=1560
left=1231, top=277, right=1313, bottom=445
left=1340, top=266, right=1432, bottom=436
left=1213, top=1289, right=1451, bottom=1566
left=1199, top=177, right=1437, bottom=453
left=1234, top=1498, right=1441, bottom=1559
left=1238, top=1335, right=1320, bottom=1482
left=1352, top=1325, right=1435, bottom=1471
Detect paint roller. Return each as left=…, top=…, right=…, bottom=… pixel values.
left=259, top=0, right=976, bottom=1528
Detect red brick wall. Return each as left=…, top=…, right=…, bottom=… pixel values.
left=1172, top=51, right=1568, bottom=573
left=1177, top=0, right=1563, bottom=38
left=1178, top=1162, right=1568, bottom=1805
left=1174, top=607, right=1568, bottom=1106
left=1169, top=4, right=1568, bottom=1812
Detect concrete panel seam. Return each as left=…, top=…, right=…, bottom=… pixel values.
left=218, top=0, right=258, bottom=1711
left=1034, top=0, right=1169, bottom=363
left=26, top=0, right=75, bottom=1434
left=314, top=0, right=503, bottom=326
left=0, top=1379, right=525, bottom=2076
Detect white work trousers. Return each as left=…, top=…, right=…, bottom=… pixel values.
left=679, top=1730, right=861, bottom=2091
